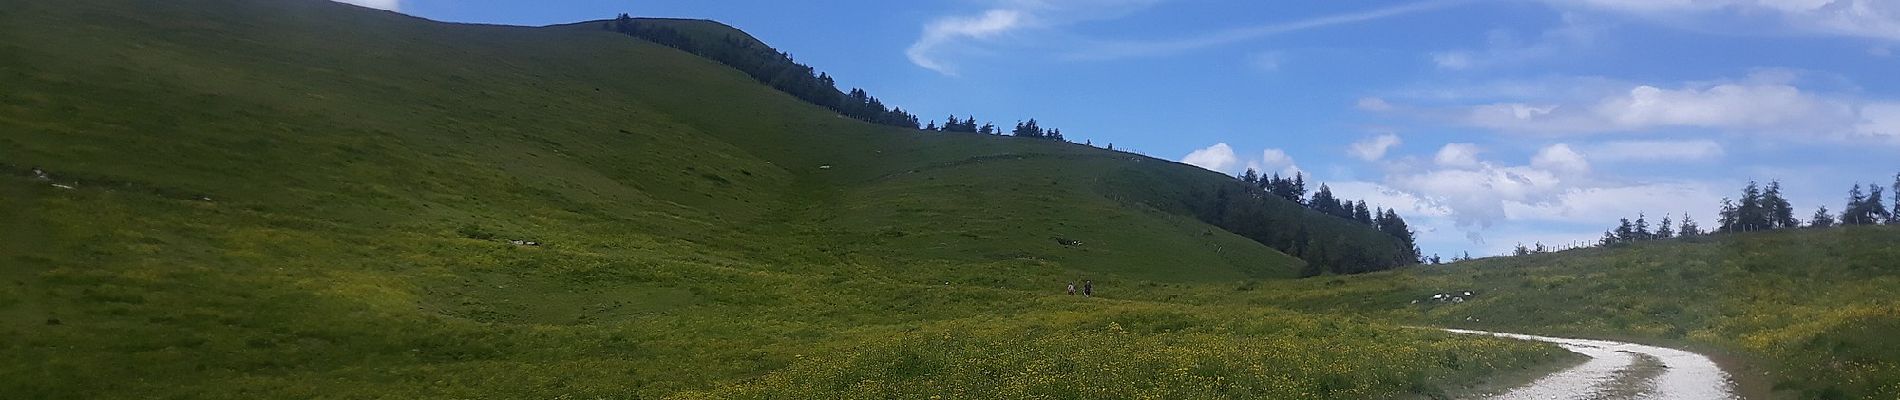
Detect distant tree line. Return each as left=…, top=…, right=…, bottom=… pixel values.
left=1180, top=168, right=1420, bottom=277
left=924, top=116, right=1069, bottom=141
left=607, top=15, right=1083, bottom=142
left=1587, top=173, right=1899, bottom=249
left=608, top=15, right=920, bottom=128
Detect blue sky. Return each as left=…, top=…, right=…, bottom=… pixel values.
left=346, top=0, right=1900, bottom=257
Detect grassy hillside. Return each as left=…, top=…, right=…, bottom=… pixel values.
left=0, top=0, right=1568, bottom=398
left=1246, top=226, right=1900, bottom=399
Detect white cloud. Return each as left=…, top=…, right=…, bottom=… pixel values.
left=333, top=0, right=399, bottom=11
left=1502, top=182, right=1722, bottom=225
left=1582, top=140, right=1725, bottom=162
left=1349, top=134, right=1403, bottom=161
left=1593, top=83, right=1847, bottom=129
left=1421, top=75, right=1866, bottom=138
left=1531, top=143, right=1591, bottom=174
left=1181, top=143, right=1240, bottom=173
left=907, top=9, right=1025, bottom=75
left=1247, top=51, right=1285, bottom=72
left=1247, top=148, right=1302, bottom=175
left=906, top=0, right=1170, bottom=75
left=1434, top=143, right=1483, bottom=167
left=1357, top=97, right=1395, bottom=111
left=1329, top=181, right=1453, bottom=218
left=1431, top=52, right=1475, bottom=69
left=1390, top=164, right=1566, bottom=229
left=1066, top=0, right=1474, bottom=60
left=1548, top=0, right=1900, bottom=41
left=1430, top=13, right=1601, bottom=70
left=1857, top=102, right=1900, bottom=143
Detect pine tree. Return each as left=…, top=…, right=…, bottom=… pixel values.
left=1310, top=184, right=1339, bottom=215
left=1012, top=119, right=1043, bottom=138
left=1656, top=215, right=1675, bottom=239
left=1718, top=198, right=1738, bottom=232
left=1679, top=213, right=1701, bottom=237
left=1240, top=169, right=1260, bottom=186
left=1378, top=209, right=1417, bottom=261
left=1810, top=206, right=1835, bottom=228
left=1844, top=184, right=1868, bottom=225
left=1764, top=181, right=1797, bottom=229
left=1738, top=181, right=1768, bottom=231
left=924, top=121, right=938, bottom=131
left=1265, top=173, right=1286, bottom=199
left=1614, top=218, right=1636, bottom=242
left=1634, top=213, right=1652, bottom=240
left=1600, top=230, right=1619, bottom=246
left=1893, top=172, right=1900, bottom=225
left=978, top=122, right=996, bottom=135
left=1869, top=186, right=1891, bottom=225
left=1352, top=201, right=1374, bottom=225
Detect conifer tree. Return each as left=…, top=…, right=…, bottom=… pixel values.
left=1738, top=181, right=1768, bottom=231
left=1810, top=206, right=1835, bottom=228
left=1656, top=215, right=1675, bottom=239
left=1761, top=181, right=1796, bottom=229
left=1679, top=213, right=1700, bottom=237
left=1293, top=173, right=1308, bottom=204
left=1893, top=172, right=1900, bottom=225
left=1844, top=184, right=1868, bottom=225
left=1012, top=119, right=1044, bottom=138
left=1869, top=186, right=1891, bottom=225
left=1634, top=213, right=1652, bottom=240
left=1311, top=184, right=1339, bottom=215
left=1718, top=198, right=1739, bottom=232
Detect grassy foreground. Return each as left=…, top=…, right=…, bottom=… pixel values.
left=0, top=0, right=1571, bottom=398
left=1249, top=226, right=1900, bottom=399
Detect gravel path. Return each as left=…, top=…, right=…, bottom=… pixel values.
left=1444, top=329, right=1739, bottom=400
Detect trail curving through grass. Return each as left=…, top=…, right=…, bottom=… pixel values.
left=1443, top=329, right=1739, bottom=400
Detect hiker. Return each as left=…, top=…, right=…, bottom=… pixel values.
left=1066, top=282, right=1076, bottom=295
left=1083, top=280, right=1093, bottom=297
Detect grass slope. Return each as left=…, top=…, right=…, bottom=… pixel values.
left=0, top=0, right=1568, bottom=398
left=1251, top=226, right=1900, bottom=399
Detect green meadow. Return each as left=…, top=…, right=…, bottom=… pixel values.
left=3, top=0, right=1896, bottom=399
left=1245, top=226, right=1900, bottom=399
left=0, top=0, right=1565, bottom=398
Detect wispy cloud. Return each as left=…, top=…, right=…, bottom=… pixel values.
left=1066, top=0, right=1478, bottom=60
left=1582, top=140, right=1725, bottom=162
left=1546, top=0, right=1900, bottom=41
left=1431, top=13, right=1602, bottom=70
left=907, top=10, right=1026, bottom=76
left=905, top=0, right=1164, bottom=75
left=1371, top=71, right=1900, bottom=144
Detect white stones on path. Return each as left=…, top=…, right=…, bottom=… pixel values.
left=1443, top=328, right=1739, bottom=400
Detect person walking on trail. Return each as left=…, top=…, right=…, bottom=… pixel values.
left=1083, top=280, right=1093, bottom=297
left=1066, top=282, right=1077, bottom=295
